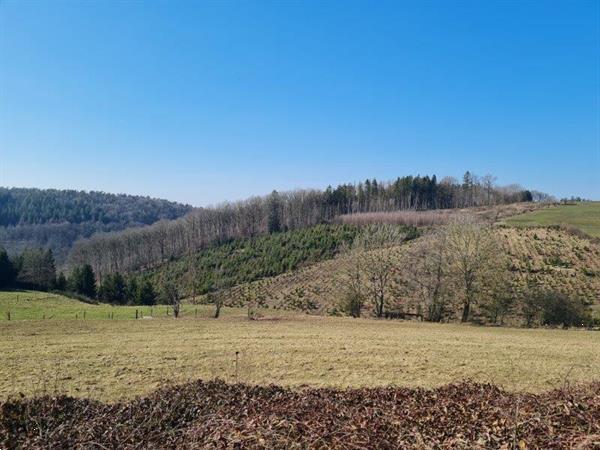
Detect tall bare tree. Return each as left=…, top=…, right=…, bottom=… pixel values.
left=405, top=228, right=451, bottom=322
left=445, top=216, right=501, bottom=322
left=350, top=225, right=406, bottom=317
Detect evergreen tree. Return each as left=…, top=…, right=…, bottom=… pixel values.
left=267, top=190, right=282, bottom=234
left=68, top=267, right=81, bottom=292
left=71, top=264, right=96, bottom=298
left=0, top=247, right=15, bottom=288
left=54, top=272, right=67, bottom=291
left=137, top=279, right=156, bottom=305
left=98, top=272, right=126, bottom=304
left=462, top=171, right=474, bottom=207
left=125, top=277, right=138, bottom=304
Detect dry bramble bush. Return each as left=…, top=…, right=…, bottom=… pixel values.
left=1, top=379, right=598, bottom=449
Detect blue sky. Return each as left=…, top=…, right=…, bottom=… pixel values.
left=1, top=0, right=598, bottom=206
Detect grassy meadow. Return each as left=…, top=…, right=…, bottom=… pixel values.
left=0, top=290, right=203, bottom=321
left=505, top=201, right=600, bottom=237
left=1, top=292, right=599, bottom=401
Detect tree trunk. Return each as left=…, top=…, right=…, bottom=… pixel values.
left=461, top=300, right=470, bottom=322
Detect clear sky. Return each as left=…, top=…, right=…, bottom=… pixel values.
left=1, top=0, right=598, bottom=206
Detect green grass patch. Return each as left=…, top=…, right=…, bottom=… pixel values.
left=505, top=202, right=600, bottom=237
left=0, top=290, right=217, bottom=321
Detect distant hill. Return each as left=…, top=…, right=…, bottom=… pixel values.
left=0, top=187, right=192, bottom=264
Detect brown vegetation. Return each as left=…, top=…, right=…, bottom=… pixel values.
left=335, top=202, right=548, bottom=227
left=2, top=379, right=598, bottom=449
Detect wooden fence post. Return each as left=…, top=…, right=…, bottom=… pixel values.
left=235, top=351, right=239, bottom=381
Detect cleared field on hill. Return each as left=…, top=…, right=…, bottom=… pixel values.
left=505, top=202, right=600, bottom=237
left=1, top=304, right=598, bottom=401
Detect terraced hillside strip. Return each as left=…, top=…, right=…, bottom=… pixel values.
left=497, top=227, right=600, bottom=304
left=505, top=201, right=600, bottom=238
left=2, top=380, right=599, bottom=449
left=1, top=310, right=599, bottom=400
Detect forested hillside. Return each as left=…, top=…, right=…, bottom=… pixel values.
left=68, top=172, right=534, bottom=277
left=143, top=224, right=416, bottom=297
left=215, top=225, right=600, bottom=325
left=0, top=188, right=192, bottom=263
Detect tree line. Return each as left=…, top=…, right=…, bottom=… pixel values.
left=68, top=172, right=534, bottom=279
left=0, top=246, right=159, bottom=306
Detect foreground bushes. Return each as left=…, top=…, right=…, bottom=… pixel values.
left=2, top=380, right=599, bottom=449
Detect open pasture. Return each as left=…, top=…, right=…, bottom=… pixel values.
left=505, top=201, right=600, bottom=237
left=0, top=290, right=213, bottom=321
left=1, top=297, right=598, bottom=401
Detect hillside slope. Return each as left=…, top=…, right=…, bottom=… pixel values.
left=143, top=224, right=374, bottom=295
left=0, top=187, right=191, bottom=264
left=215, top=227, right=600, bottom=316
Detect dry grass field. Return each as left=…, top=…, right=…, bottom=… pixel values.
left=1, top=306, right=599, bottom=402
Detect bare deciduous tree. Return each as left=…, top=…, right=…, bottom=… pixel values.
left=405, top=228, right=451, bottom=322
left=445, top=216, right=502, bottom=322
left=350, top=225, right=406, bottom=318
left=337, top=256, right=365, bottom=318
left=162, top=280, right=181, bottom=318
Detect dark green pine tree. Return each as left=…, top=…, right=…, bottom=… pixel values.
left=71, top=264, right=96, bottom=299
left=16, top=248, right=56, bottom=290
left=125, top=277, right=139, bottom=305
left=54, top=272, right=67, bottom=291
left=0, top=247, right=16, bottom=288
left=98, top=272, right=126, bottom=304
left=137, top=279, right=156, bottom=305
left=267, top=190, right=282, bottom=234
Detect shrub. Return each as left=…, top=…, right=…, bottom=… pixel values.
left=540, top=292, right=591, bottom=328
